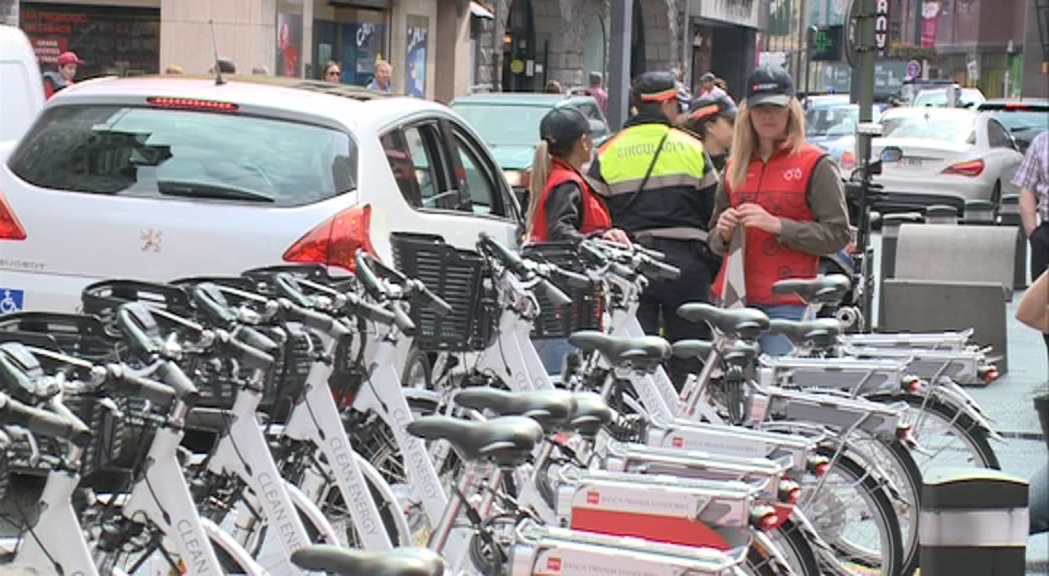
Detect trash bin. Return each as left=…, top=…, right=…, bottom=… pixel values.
left=999, top=194, right=1027, bottom=289
left=920, top=468, right=1028, bottom=576
left=925, top=204, right=959, bottom=225
left=880, top=213, right=923, bottom=280
left=963, top=199, right=996, bottom=225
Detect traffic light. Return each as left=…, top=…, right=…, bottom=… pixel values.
left=809, top=26, right=844, bottom=62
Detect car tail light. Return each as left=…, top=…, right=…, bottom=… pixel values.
left=942, top=159, right=984, bottom=177
left=0, top=188, right=27, bottom=241
left=147, top=97, right=239, bottom=113
left=840, top=151, right=856, bottom=171
left=283, top=204, right=376, bottom=272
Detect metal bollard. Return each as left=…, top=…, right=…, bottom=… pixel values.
left=925, top=204, right=960, bottom=225
left=963, top=199, right=996, bottom=225
left=920, top=468, right=1029, bottom=576
left=880, top=213, right=923, bottom=280
left=999, top=194, right=1028, bottom=289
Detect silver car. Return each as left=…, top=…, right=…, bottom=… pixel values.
left=865, top=107, right=1023, bottom=212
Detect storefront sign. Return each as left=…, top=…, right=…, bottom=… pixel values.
left=874, top=0, right=890, bottom=55
left=690, top=0, right=761, bottom=29
left=277, top=12, right=303, bottom=77
left=920, top=1, right=940, bottom=48
left=405, top=16, right=428, bottom=98
left=32, top=37, right=68, bottom=65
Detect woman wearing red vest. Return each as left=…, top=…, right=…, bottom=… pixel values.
left=709, top=66, right=851, bottom=355
left=526, top=107, right=629, bottom=374
left=526, top=107, right=629, bottom=244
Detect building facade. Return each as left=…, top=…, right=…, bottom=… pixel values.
left=15, top=0, right=480, bottom=100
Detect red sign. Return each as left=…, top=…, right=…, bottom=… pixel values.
left=546, top=557, right=562, bottom=572
left=920, top=2, right=940, bottom=48
left=586, top=491, right=600, bottom=505
left=31, top=37, right=69, bottom=65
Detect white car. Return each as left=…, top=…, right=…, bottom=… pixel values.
left=0, top=25, right=45, bottom=144
left=912, top=86, right=985, bottom=109
left=0, top=75, right=523, bottom=315
left=848, top=107, right=1023, bottom=212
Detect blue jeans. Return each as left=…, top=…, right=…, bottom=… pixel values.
left=755, top=305, right=805, bottom=357
left=533, top=337, right=573, bottom=376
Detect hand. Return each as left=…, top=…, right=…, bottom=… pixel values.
left=717, top=207, right=741, bottom=241
left=603, top=228, right=632, bottom=245
left=738, top=203, right=783, bottom=235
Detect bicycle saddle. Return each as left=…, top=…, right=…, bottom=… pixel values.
left=566, top=391, right=613, bottom=438
left=567, top=331, right=671, bottom=370
left=676, top=304, right=770, bottom=342
left=290, top=545, right=444, bottom=576
left=406, top=415, right=543, bottom=468
left=672, top=340, right=714, bottom=361
left=771, top=275, right=851, bottom=305
left=454, top=388, right=575, bottom=434
left=767, top=318, right=842, bottom=349
left=722, top=340, right=761, bottom=365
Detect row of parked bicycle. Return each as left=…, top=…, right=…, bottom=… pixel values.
left=0, top=231, right=1003, bottom=575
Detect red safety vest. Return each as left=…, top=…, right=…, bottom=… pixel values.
left=530, top=157, right=612, bottom=243
left=713, top=144, right=827, bottom=306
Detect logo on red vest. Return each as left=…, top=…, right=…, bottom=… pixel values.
left=547, top=556, right=562, bottom=572
left=586, top=491, right=601, bottom=505
left=782, top=167, right=804, bottom=181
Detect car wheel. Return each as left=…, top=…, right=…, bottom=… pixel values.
left=402, top=346, right=432, bottom=389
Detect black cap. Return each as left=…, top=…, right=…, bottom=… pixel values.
left=540, top=106, right=590, bottom=148
left=745, top=66, right=795, bottom=107
left=688, top=93, right=738, bottom=122
left=632, top=71, right=690, bottom=106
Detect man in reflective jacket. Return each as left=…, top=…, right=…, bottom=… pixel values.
left=589, top=71, right=720, bottom=389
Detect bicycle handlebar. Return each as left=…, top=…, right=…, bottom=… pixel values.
left=390, top=301, right=418, bottom=335
left=222, top=328, right=275, bottom=372
left=354, top=251, right=387, bottom=301
left=0, top=393, right=91, bottom=448
left=478, top=232, right=528, bottom=276
left=106, top=364, right=177, bottom=406
left=155, top=361, right=200, bottom=405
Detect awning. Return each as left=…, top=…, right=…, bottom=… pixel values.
left=470, top=1, right=494, bottom=19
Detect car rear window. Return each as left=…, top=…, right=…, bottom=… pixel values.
left=881, top=112, right=976, bottom=144
left=8, top=104, right=357, bottom=207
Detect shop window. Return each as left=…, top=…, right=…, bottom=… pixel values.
left=20, top=3, right=160, bottom=78
left=313, top=7, right=387, bottom=87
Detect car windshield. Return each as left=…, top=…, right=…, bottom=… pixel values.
left=452, top=103, right=549, bottom=148
left=914, top=88, right=984, bottom=108
left=8, top=104, right=356, bottom=207
left=806, top=104, right=860, bottom=137
left=992, top=110, right=1049, bottom=133
left=880, top=111, right=976, bottom=143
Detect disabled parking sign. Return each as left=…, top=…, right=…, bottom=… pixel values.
left=0, top=288, right=24, bottom=314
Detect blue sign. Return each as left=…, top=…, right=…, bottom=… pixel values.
left=0, top=288, right=24, bottom=314
left=906, top=59, right=922, bottom=79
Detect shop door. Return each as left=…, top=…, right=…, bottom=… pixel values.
left=502, top=0, right=536, bottom=92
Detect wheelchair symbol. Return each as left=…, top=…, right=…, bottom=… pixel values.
left=0, top=289, right=23, bottom=314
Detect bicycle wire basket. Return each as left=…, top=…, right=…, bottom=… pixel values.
left=390, top=232, right=497, bottom=352
left=521, top=243, right=602, bottom=340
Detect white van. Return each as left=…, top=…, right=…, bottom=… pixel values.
left=0, top=25, right=44, bottom=144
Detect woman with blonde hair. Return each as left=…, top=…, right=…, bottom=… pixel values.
left=708, top=66, right=851, bottom=355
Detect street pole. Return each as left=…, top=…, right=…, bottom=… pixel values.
left=607, top=0, right=634, bottom=131
left=856, top=0, right=876, bottom=164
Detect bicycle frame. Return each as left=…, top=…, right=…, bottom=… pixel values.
left=280, top=325, right=397, bottom=550
left=1, top=445, right=98, bottom=576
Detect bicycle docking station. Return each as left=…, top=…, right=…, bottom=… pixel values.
left=920, top=467, right=1029, bottom=575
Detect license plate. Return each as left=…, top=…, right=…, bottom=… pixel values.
left=901, top=157, right=924, bottom=168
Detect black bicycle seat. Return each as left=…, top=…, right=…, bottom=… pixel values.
left=567, top=331, right=671, bottom=369
left=567, top=391, right=613, bottom=438
left=767, top=318, right=842, bottom=349
left=771, top=275, right=851, bottom=305
left=454, top=388, right=576, bottom=434
left=672, top=340, right=715, bottom=361
left=722, top=340, right=761, bottom=365
left=677, top=304, right=770, bottom=341
left=406, top=416, right=542, bottom=468
left=290, top=545, right=444, bottom=576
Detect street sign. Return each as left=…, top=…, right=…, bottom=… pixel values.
left=906, top=59, right=922, bottom=78
left=810, top=26, right=844, bottom=61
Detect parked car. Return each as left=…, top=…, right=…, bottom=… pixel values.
left=0, top=75, right=523, bottom=315
left=807, top=102, right=882, bottom=151
left=912, top=86, right=986, bottom=108
left=0, top=25, right=45, bottom=144
left=863, top=107, right=1023, bottom=212
left=978, top=99, right=1049, bottom=153
left=449, top=93, right=610, bottom=201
